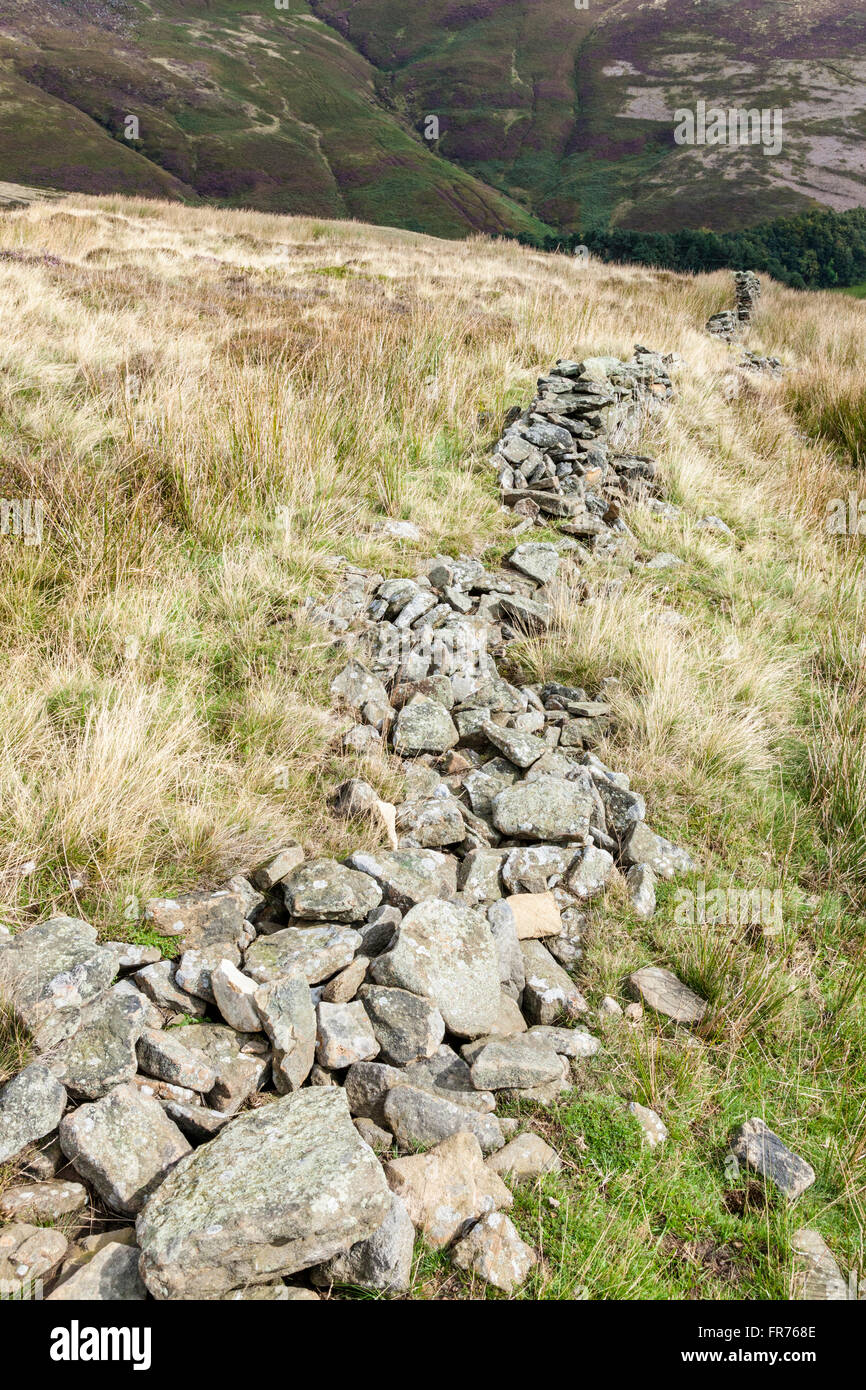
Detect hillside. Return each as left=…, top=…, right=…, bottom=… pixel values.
left=1, top=1, right=865, bottom=237
left=0, top=194, right=863, bottom=1302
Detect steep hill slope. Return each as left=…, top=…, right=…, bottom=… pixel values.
left=0, top=0, right=550, bottom=238
left=2, top=2, right=865, bottom=236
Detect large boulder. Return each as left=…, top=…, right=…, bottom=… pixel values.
left=370, top=899, right=500, bottom=1038
left=137, top=1088, right=392, bottom=1300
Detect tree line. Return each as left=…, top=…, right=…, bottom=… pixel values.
left=523, top=207, right=866, bottom=290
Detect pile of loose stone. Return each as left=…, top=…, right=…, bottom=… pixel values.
left=0, top=344, right=827, bottom=1303
left=706, top=269, right=761, bottom=340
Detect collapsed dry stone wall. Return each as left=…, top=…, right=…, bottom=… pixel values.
left=0, top=331, right=820, bottom=1303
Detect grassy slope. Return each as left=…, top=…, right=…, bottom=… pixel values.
left=0, top=0, right=551, bottom=239
left=0, top=195, right=863, bottom=1298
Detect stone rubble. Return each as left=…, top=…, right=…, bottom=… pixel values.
left=0, top=335, right=824, bottom=1303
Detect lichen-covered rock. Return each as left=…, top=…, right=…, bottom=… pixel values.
left=626, top=863, right=657, bottom=919
left=0, top=917, right=117, bottom=1050
left=0, top=1063, right=67, bottom=1165
left=143, top=889, right=247, bottom=948
left=370, top=899, right=500, bottom=1038
left=0, top=1222, right=68, bottom=1293
left=391, top=695, right=459, bottom=756
left=137, top=1088, right=392, bottom=1299
left=316, top=1001, right=380, bottom=1069
left=628, top=1101, right=668, bottom=1148
left=384, top=1131, right=512, bottom=1249
left=254, top=974, right=316, bottom=1092
left=358, top=984, right=445, bottom=1065
left=492, top=777, right=593, bottom=842
left=451, top=1211, right=536, bottom=1293
left=284, top=858, right=382, bottom=923
left=621, top=822, right=695, bottom=879
left=59, top=1082, right=191, bottom=1216
left=468, top=1036, right=563, bottom=1091
left=565, top=846, right=614, bottom=901
left=0, top=1178, right=88, bottom=1223
left=347, top=849, right=457, bottom=912
left=211, top=958, right=260, bottom=1032
left=171, top=1023, right=269, bottom=1113
left=133, top=959, right=209, bottom=1017
left=245, top=923, right=361, bottom=986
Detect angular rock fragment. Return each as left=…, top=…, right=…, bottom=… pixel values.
left=312, top=1192, right=415, bottom=1294
left=359, top=984, right=445, bottom=1066
left=0, top=1179, right=88, bottom=1223
left=284, top=858, right=382, bottom=923
left=0, top=1063, right=67, bottom=1165
left=383, top=1084, right=504, bottom=1155
left=729, top=1117, right=815, bottom=1199
left=520, top=939, right=587, bottom=1024
left=0, top=1222, right=68, bottom=1293
left=391, top=696, right=459, bottom=756
left=505, top=891, right=561, bottom=939
left=451, top=1211, right=536, bottom=1293
left=136, top=1027, right=218, bottom=1092
left=0, top=917, right=117, bottom=1050
left=485, top=1132, right=562, bottom=1182
left=469, top=1036, right=563, bottom=1091
left=254, top=974, right=316, bottom=1092
left=384, top=1131, right=512, bottom=1249
left=627, top=966, right=706, bottom=1024
left=371, top=899, right=500, bottom=1037
left=245, top=923, right=361, bottom=986
left=316, top=1001, right=380, bottom=1069
left=47, top=1241, right=147, bottom=1301
left=492, top=777, right=592, bottom=842
left=60, top=1082, right=191, bottom=1216
left=346, top=849, right=457, bottom=912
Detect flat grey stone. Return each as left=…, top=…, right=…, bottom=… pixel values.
left=626, top=863, right=657, bottom=918
left=0, top=1222, right=68, bottom=1292
left=0, top=1178, right=88, bottom=1223
left=506, top=541, right=559, bottom=585
left=791, top=1229, right=850, bottom=1300
left=622, top=821, right=696, bottom=879
left=0, top=1063, right=67, bottom=1165
left=729, top=1117, right=816, bottom=1199
left=143, top=889, right=247, bottom=949
left=383, top=1083, right=504, bottom=1155
left=469, top=1037, right=562, bottom=1091
left=245, top=923, right=361, bottom=986
left=370, top=899, right=500, bottom=1038
left=481, top=720, right=547, bottom=770
left=137, top=1088, right=392, bottom=1300
left=347, top=849, right=458, bottom=912
left=627, top=966, right=706, bottom=1024
left=174, top=943, right=241, bottom=1004
left=60, top=1082, right=191, bottom=1216
left=136, top=1027, right=218, bottom=1092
